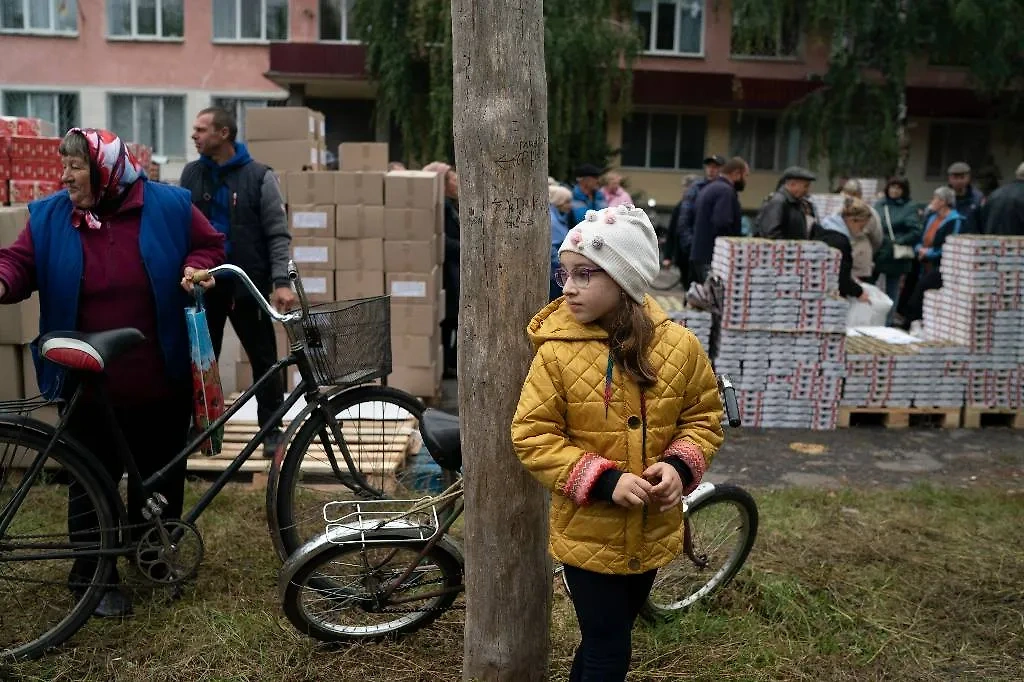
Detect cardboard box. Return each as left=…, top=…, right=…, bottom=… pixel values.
left=391, top=332, right=440, bottom=368
left=338, top=142, right=389, bottom=172
left=388, top=351, right=443, bottom=397
left=298, top=271, right=335, bottom=303
left=290, top=237, right=336, bottom=271
left=0, top=344, right=24, bottom=400
left=384, top=208, right=436, bottom=241
left=0, top=293, right=40, bottom=344
left=385, top=171, right=441, bottom=209
left=336, top=269, right=385, bottom=299
left=288, top=204, right=336, bottom=238
left=386, top=267, right=441, bottom=304
left=336, top=205, right=385, bottom=239
left=0, top=206, right=29, bottom=246
left=335, top=171, right=384, bottom=206
left=390, top=300, right=439, bottom=336
left=19, top=344, right=36, bottom=397
left=384, top=236, right=439, bottom=273
left=235, top=359, right=253, bottom=390
left=245, top=107, right=322, bottom=142
left=336, top=238, right=385, bottom=271
left=287, top=171, right=336, bottom=205
left=248, top=140, right=320, bottom=172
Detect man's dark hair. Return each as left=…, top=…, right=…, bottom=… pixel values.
left=721, top=157, right=748, bottom=176
left=198, top=106, right=238, bottom=142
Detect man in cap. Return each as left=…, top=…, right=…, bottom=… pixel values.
left=756, top=166, right=818, bottom=240
left=690, top=157, right=749, bottom=283
left=570, top=163, right=608, bottom=225
left=946, top=162, right=984, bottom=234
left=669, top=154, right=725, bottom=284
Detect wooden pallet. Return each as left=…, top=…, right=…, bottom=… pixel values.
left=838, top=406, right=961, bottom=429
left=962, top=407, right=1024, bottom=429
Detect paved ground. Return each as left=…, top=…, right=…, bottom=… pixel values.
left=438, top=379, right=1024, bottom=491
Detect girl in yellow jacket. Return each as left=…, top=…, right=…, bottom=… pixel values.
left=511, top=204, right=724, bottom=681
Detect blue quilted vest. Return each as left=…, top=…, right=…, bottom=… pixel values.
left=28, top=182, right=194, bottom=399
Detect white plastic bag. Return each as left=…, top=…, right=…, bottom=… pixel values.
left=846, top=282, right=893, bottom=328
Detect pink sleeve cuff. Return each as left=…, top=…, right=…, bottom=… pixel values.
left=662, top=439, right=707, bottom=495
left=562, top=453, right=618, bottom=506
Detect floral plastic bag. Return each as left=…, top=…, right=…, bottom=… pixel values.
left=186, top=289, right=225, bottom=456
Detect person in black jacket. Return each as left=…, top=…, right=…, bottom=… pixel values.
left=180, top=106, right=294, bottom=456
left=981, top=162, right=1024, bottom=236
left=812, top=197, right=872, bottom=301
left=756, top=166, right=818, bottom=239
left=689, top=157, right=749, bottom=283
left=423, top=162, right=460, bottom=379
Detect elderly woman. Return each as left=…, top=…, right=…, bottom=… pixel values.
left=840, top=179, right=884, bottom=280
left=548, top=184, right=572, bottom=300
left=873, top=177, right=922, bottom=323
left=901, top=186, right=964, bottom=330
left=812, top=197, right=873, bottom=301
left=601, top=171, right=633, bottom=208
left=0, top=128, right=225, bottom=617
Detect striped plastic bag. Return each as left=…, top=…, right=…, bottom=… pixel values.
left=185, top=289, right=225, bottom=455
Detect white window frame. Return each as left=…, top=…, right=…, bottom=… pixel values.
left=636, top=0, right=705, bottom=57
left=0, top=89, right=80, bottom=134
left=107, top=93, right=186, bottom=159
left=213, top=0, right=289, bottom=44
left=318, top=0, right=359, bottom=43
left=0, top=0, right=78, bottom=35
left=620, top=111, right=708, bottom=171
left=106, top=0, right=184, bottom=41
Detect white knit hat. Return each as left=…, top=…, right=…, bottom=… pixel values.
left=558, top=205, right=660, bottom=303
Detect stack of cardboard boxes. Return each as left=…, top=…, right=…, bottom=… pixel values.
left=0, top=206, right=46, bottom=415
left=246, top=107, right=326, bottom=173
left=1, top=116, right=61, bottom=205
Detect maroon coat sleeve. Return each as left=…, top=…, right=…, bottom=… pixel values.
left=184, top=206, right=226, bottom=271
left=0, top=219, right=37, bottom=304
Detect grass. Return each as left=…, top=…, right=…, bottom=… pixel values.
left=4, top=482, right=1023, bottom=681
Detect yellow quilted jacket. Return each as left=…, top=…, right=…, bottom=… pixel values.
left=511, top=296, right=724, bottom=575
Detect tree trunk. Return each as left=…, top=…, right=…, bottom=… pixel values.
left=451, top=1, right=552, bottom=680
left=895, top=0, right=911, bottom=177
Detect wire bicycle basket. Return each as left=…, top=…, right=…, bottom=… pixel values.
left=284, top=295, right=392, bottom=386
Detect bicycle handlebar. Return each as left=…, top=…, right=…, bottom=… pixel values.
left=717, top=374, right=742, bottom=428
left=191, top=263, right=302, bottom=324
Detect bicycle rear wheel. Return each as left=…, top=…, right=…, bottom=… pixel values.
left=272, top=386, right=426, bottom=560
left=280, top=531, right=463, bottom=642
left=0, top=422, right=118, bottom=661
left=642, top=484, right=758, bottom=621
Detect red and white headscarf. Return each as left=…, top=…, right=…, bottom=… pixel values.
left=65, top=127, right=144, bottom=231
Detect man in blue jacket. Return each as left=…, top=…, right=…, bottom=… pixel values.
left=689, top=157, right=749, bottom=283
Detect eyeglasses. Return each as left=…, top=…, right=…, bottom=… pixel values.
left=553, top=267, right=605, bottom=288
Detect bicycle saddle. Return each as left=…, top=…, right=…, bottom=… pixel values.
left=39, top=328, right=146, bottom=372
left=420, top=408, right=462, bottom=472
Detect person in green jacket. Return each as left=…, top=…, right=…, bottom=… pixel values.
left=873, top=177, right=922, bottom=325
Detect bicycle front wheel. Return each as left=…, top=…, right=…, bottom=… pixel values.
left=0, top=422, right=118, bottom=661
left=280, top=532, right=463, bottom=642
left=642, top=484, right=758, bottom=621
left=272, top=386, right=426, bottom=560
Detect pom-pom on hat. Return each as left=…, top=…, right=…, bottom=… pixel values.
left=558, top=204, right=660, bottom=303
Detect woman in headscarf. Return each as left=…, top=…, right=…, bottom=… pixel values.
left=0, top=128, right=225, bottom=617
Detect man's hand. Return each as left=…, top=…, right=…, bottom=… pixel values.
left=181, top=266, right=215, bottom=294
left=271, top=285, right=298, bottom=313
left=611, top=473, right=653, bottom=509
left=642, top=461, right=684, bottom=512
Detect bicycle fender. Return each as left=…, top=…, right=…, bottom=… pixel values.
left=0, top=414, right=129, bottom=528
left=682, top=481, right=718, bottom=510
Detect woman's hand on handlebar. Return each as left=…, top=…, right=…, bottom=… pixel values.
left=271, top=285, right=298, bottom=313
left=181, top=266, right=215, bottom=294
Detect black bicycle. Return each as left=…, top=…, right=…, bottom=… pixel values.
left=278, top=375, right=758, bottom=641
left=0, top=261, right=427, bottom=661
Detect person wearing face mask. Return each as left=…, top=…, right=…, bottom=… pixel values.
left=688, top=157, right=749, bottom=284
left=756, top=166, right=818, bottom=239
left=0, top=128, right=225, bottom=617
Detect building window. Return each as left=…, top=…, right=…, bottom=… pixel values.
left=621, top=112, right=707, bottom=170
left=2, top=90, right=79, bottom=134
left=319, top=0, right=359, bottom=42
left=107, top=0, right=183, bottom=39
left=213, top=0, right=288, bottom=42
left=926, top=122, right=990, bottom=179
left=211, top=97, right=269, bottom=141
left=731, top=5, right=800, bottom=58
left=0, top=0, right=78, bottom=34
left=108, top=94, right=186, bottom=158
left=729, top=112, right=804, bottom=172
left=634, top=0, right=703, bottom=56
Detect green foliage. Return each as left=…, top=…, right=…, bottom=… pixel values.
left=352, top=0, right=642, bottom=180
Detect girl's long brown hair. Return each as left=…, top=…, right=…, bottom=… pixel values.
left=609, top=295, right=657, bottom=388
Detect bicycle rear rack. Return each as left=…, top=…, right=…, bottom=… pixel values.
left=323, top=498, right=442, bottom=545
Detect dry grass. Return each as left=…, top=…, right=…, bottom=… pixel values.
left=3, top=482, right=1022, bottom=681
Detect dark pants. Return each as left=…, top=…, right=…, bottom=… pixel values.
left=440, top=319, right=457, bottom=376
left=688, top=259, right=709, bottom=286
left=562, top=564, right=658, bottom=682
left=67, top=391, right=192, bottom=586
left=903, top=268, right=943, bottom=328
left=204, top=279, right=284, bottom=430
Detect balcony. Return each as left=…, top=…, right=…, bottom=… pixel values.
left=267, top=42, right=368, bottom=80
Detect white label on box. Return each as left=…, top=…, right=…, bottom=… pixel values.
left=310, top=148, right=317, bottom=167
left=305, top=276, right=328, bottom=294
left=391, top=281, right=427, bottom=298
left=294, top=246, right=329, bottom=263
left=292, top=211, right=328, bottom=229
left=308, top=116, right=315, bottom=136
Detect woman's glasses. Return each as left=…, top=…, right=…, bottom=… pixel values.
left=553, top=267, right=605, bottom=288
